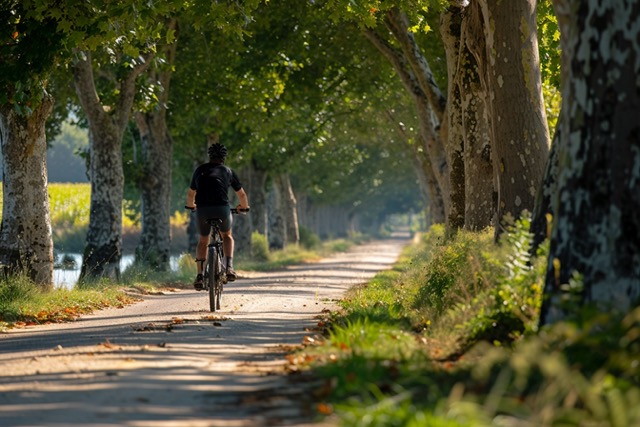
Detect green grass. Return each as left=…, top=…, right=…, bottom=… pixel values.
left=237, top=238, right=355, bottom=271
left=294, top=216, right=640, bottom=426
left=0, top=274, right=138, bottom=331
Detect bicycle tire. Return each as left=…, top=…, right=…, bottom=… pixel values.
left=214, top=249, right=224, bottom=310
left=208, top=246, right=217, bottom=312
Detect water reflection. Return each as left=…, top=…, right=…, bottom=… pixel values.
left=54, top=254, right=180, bottom=289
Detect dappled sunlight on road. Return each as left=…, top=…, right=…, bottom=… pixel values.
left=0, top=237, right=409, bottom=426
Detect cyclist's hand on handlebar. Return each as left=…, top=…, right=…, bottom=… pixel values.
left=235, top=205, right=250, bottom=214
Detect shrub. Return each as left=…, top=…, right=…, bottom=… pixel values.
left=176, top=253, right=197, bottom=280
left=0, top=278, right=36, bottom=306
left=251, top=232, right=270, bottom=261
left=299, top=226, right=321, bottom=249
left=461, top=212, right=545, bottom=346
left=411, top=229, right=494, bottom=318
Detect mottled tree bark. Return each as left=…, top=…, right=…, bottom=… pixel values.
left=233, top=166, right=253, bottom=254
left=384, top=9, right=451, bottom=217
left=364, top=20, right=449, bottom=223
left=440, top=5, right=495, bottom=231
left=459, top=6, right=494, bottom=231
left=72, top=50, right=152, bottom=282
left=541, top=0, right=640, bottom=325
left=134, top=112, right=173, bottom=271
left=267, top=178, right=285, bottom=250
left=133, top=19, right=177, bottom=271
left=473, top=0, right=550, bottom=237
left=0, top=98, right=54, bottom=288
left=247, top=161, right=268, bottom=236
left=440, top=9, right=466, bottom=231
left=275, top=174, right=299, bottom=245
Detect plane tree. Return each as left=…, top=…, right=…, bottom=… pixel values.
left=0, top=0, right=156, bottom=287
left=540, top=0, right=640, bottom=324
left=319, top=0, right=551, bottom=237
left=126, top=2, right=262, bottom=271
left=70, top=1, right=266, bottom=280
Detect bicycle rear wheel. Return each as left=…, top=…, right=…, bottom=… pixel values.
left=207, top=247, right=217, bottom=312
left=214, top=250, right=224, bottom=310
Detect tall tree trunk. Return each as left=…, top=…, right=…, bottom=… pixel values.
left=410, top=145, right=445, bottom=226
left=267, top=177, right=285, bottom=250
left=134, top=113, right=173, bottom=270
left=275, top=174, right=300, bottom=245
left=364, top=28, right=448, bottom=222
left=0, top=98, right=54, bottom=288
left=459, top=6, right=495, bottom=231
left=531, top=126, right=560, bottom=251
left=531, top=2, right=572, bottom=252
left=247, top=161, right=268, bottom=236
left=384, top=9, right=451, bottom=217
left=385, top=110, right=445, bottom=225
left=72, top=50, right=152, bottom=282
left=473, top=0, right=550, bottom=237
left=233, top=166, right=253, bottom=254
left=440, top=8, right=466, bottom=231
left=134, top=19, right=177, bottom=271
left=540, top=0, right=640, bottom=325
left=296, top=193, right=314, bottom=235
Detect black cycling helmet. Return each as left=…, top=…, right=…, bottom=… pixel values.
left=208, top=143, right=228, bottom=162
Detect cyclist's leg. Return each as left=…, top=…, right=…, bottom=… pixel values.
left=194, top=208, right=214, bottom=288
left=195, top=235, right=208, bottom=272
left=208, top=205, right=233, bottom=260
left=214, top=207, right=236, bottom=280
left=221, top=229, right=234, bottom=259
left=220, top=229, right=237, bottom=281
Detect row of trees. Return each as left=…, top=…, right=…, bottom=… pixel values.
left=1, top=1, right=639, bottom=322
left=1, top=0, right=420, bottom=283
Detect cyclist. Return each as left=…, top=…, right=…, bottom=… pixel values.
left=185, top=143, right=249, bottom=290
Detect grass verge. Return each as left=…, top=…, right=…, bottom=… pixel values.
left=0, top=275, right=139, bottom=332
left=237, top=238, right=356, bottom=271
left=292, top=217, right=640, bottom=426
left=0, top=235, right=358, bottom=330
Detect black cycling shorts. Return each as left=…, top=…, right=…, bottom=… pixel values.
left=196, top=205, right=232, bottom=236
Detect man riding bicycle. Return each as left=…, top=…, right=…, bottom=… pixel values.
left=185, top=143, right=249, bottom=290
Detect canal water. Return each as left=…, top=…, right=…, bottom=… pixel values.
left=54, top=254, right=182, bottom=289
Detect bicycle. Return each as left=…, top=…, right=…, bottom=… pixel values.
left=187, top=206, right=249, bottom=311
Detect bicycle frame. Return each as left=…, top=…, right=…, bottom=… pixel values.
left=204, top=218, right=226, bottom=312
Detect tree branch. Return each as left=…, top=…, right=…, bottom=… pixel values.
left=116, top=50, right=154, bottom=130
left=384, top=8, right=447, bottom=122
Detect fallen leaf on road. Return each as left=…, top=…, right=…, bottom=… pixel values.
left=316, top=403, right=333, bottom=415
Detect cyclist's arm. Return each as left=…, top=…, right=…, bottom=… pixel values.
left=186, top=188, right=196, bottom=209
left=235, top=188, right=249, bottom=210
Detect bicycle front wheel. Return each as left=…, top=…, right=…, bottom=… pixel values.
left=207, top=247, right=217, bottom=312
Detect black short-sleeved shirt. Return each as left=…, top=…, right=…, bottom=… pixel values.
left=189, top=162, right=243, bottom=207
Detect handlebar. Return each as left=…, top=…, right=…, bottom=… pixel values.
left=185, top=205, right=250, bottom=214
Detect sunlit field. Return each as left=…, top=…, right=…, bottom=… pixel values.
left=0, top=183, right=188, bottom=254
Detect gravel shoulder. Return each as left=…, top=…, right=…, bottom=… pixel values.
left=0, top=237, right=409, bottom=427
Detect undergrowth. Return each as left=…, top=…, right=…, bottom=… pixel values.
left=295, top=214, right=640, bottom=426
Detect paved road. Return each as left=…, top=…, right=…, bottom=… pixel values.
left=0, top=237, right=409, bottom=427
